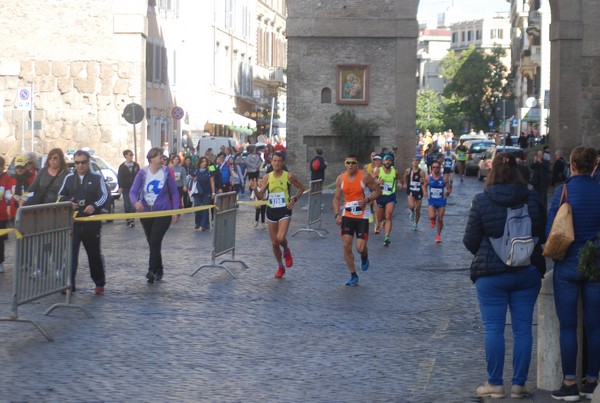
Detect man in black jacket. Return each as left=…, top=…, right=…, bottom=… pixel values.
left=117, top=149, right=140, bottom=227
left=59, top=150, right=109, bottom=295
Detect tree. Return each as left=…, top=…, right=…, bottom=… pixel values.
left=416, top=90, right=445, bottom=133
left=330, top=109, right=379, bottom=161
left=440, top=45, right=511, bottom=130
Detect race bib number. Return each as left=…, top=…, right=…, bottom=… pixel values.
left=269, top=192, right=286, bottom=208
left=382, top=182, right=393, bottom=193
left=174, top=171, right=181, bottom=181
left=344, top=200, right=363, bottom=216
left=431, top=188, right=443, bottom=199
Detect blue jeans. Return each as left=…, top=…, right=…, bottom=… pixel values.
left=476, top=265, right=542, bottom=386
left=193, top=193, right=211, bottom=229
left=122, top=188, right=134, bottom=214
left=554, top=252, right=600, bottom=381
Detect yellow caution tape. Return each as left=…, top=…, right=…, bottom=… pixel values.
left=238, top=200, right=268, bottom=206
left=0, top=228, right=23, bottom=239
left=74, top=204, right=215, bottom=222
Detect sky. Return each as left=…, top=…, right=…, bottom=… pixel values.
left=418, top=0, right=510, bottom=26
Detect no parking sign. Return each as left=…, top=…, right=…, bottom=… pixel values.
left=16, top=87, right=32, bottom=111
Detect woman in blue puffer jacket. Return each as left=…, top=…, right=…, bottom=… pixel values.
left=548, top=146, right=600, bottom=401
left=463, top=152, right=546, bottom=399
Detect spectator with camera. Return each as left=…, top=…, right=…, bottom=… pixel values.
left=58, top=150, right=109, bottom=295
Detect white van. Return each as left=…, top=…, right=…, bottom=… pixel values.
left=197, top=136, right=238, bottom=156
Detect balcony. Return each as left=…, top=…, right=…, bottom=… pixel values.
left=528, top=10, right=541, bottom=26
left=530, top=45, right=541, bottom=65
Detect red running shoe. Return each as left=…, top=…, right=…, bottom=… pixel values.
left=283, top=249, right=293, bottom=268
left=274, top=266, right=285, bottom=279
left=430, top=219, right=436, bottom=228
left=435, top=236, right=442, bottom=243
left=94, top=286, right=104, bottom=295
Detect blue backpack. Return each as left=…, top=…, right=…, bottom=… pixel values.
left=489, top=204, right=537, bottom=267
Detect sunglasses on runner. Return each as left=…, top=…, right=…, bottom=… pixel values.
left=345, top=160, right=358, bottom=165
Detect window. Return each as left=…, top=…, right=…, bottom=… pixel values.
left=490, top=29, right=504, bottom=39
left=146, top=42, right=153, bottom=82
left=476, top=30, right=481, bottom=40
left=452, top=32, right=458, bottom=43
left=321, top=88, right=332, bottom=103
left=461, top=31, right=465, bottom=42
left=467, top=31, right=472, bottom=41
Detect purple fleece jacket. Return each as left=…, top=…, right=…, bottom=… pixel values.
left=129, top=166, right=180, bottom=211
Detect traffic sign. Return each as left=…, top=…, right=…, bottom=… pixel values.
left=122, top=103, right=144, bottom=124
left=16, top=87, right=32, bottom=111
left=171, top=106, right=184, bottom=120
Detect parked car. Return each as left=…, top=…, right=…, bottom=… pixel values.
left=65, top=151, right=120, bottom=199
left=197, top=136, right=238, bottom=157
left=463, top=140, right=496, bottom=176
left=459, top=132, right=488, bottom=142
left=478, top=145, right=526, bottom=181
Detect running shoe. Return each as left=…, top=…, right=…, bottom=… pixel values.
left=94, top=286, right=104, bottom=295
left=146, top=271, right=156, bottom=283
left=374, top=227, right=380, bottom=234
left=460, top=177, right=464, bottom=182
left=435, top=235, right=442, bottom=243
left=412, top=223, right=418, bottom=231
left=551, top=382, right=580, bottom=401
left=384, top=237, right=390, bottom=247
left=368, top=216, right=374, bottom=223
left=409, top=210, right=415, bottom=223
left=274, top=266, right=285, bottom=279
left=283, top=248, right=293, bottom=268
left=430, top=219, right=436, bottom=228
left=580, top=380, right=597, bottom=399
left=361, top=256, right=369, bottom=271
left=346, top=274, right=359, bottom=286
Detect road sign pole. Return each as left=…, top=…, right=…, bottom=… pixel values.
left=132, top=108, right=138, bottom=164
left=21, top=111, right=25, bottom=151
left=31, top=83, right=35, bottom=152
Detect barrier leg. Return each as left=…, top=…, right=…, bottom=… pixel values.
left=0, top=318, right=54, bottom=342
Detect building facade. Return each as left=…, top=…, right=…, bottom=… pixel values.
left=508, top=0, right=551, bottom=137
left=417, top=28, right=452, bottom=93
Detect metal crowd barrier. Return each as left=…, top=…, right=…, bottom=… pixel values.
left=191, top=192, right=248, bottom=278
left=0, top=202, right=91, bottom=341
left=292, top=179, right=328, bottom=238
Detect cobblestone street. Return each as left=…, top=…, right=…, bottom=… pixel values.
left=0, top=175, right=551, bottom=402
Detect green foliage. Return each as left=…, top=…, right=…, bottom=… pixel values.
left=416, top=90, right=445, bottom=133
left=329, top=109, right=379, bottom=161
left=440, top=45, right=512, bottom=130
left=577, top=233, right=600, bottom=281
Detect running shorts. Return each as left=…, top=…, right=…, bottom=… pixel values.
left=266, top=206, right=292, bottom=222
left=340, top=216, right=369, bottom=239
left=408, top=190, right=423, bottom=200
left=376, top=193, right=397, bottom=208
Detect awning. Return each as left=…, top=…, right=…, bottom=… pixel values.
left=206, top=110, right=256, bottom=129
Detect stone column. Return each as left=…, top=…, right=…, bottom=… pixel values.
left=537, top=269, right=584, bottom=391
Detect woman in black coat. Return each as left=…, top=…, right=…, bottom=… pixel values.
left=463, top=152, right=546, bottom=399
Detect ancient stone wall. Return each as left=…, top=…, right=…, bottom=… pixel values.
left=0, top=0, right=146, bottom=163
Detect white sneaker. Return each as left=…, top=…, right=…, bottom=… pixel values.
left=0, top=263, right=4, bottom=273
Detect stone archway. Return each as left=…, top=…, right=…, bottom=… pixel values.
left=548, top=0, right=600, bottom=151
left=286, top=1, right=598, bottom=184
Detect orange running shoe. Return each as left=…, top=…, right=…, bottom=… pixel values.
left=274, top=266, right=285, bottom=279
left=283, top=248, right=293, bottom=268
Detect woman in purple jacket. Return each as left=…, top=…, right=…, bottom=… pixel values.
left=130, top=147, right=180, bottom=283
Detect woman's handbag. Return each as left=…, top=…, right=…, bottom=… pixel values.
left=543, top=184, right=575, bottom=260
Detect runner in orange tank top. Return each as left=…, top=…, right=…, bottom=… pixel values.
left=333, top=153, right=381, bottom=286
